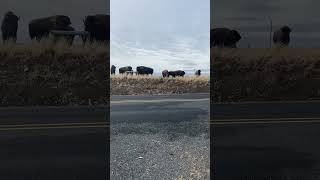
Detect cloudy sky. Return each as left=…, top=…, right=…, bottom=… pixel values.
left=0, top=0, right=109, bottom=42
left=111, top=0, right=210, bottom=74
left=211, top=0, right=320, bottom=48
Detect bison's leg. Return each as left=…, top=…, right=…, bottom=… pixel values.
left=81, top=34, right=88, bottom=45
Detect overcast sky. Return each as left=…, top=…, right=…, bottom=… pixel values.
left=111, top=0, right=210, bottom=74
left=211, top=0, right=320, bottom=48
left=0, top=0, right=109, bottom=42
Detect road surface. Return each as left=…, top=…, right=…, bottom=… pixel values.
left=110, top=93, right=210, bottom=179
left=0, top=106, right=109, bottom=180
left=212, top=101, right=320, bottom=179
left=3, top=94, right=319, bottom=179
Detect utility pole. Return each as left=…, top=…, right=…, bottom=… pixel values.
left=269, top=17, right=272, bottom=48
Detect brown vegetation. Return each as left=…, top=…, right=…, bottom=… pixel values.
left=211, top=47, right=320, bottom=102
left=111, top=75, right=209, bottom=95
left=0, top=40, right=109, bottom=106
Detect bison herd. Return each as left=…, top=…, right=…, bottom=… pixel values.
left=1, top=11, right=109, bottom=44
left=210, top=25, right=292, bottom=48
left=111, top=65, right=202, bottom=78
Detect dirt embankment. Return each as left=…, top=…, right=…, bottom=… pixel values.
left=111, top=76, right=210, bottom=95
left=211, top=48, right=320, bottom=102
left=0, top=41, right=109, bottom=106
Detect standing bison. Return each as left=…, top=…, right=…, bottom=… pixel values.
left=1, top=11, right=19, bottom=43
left=162, top=70, right=169, bottom=77
left=136, top=66, right=153, bottom=75
left=195, top=70, right=201, bottom=76
left=210, top=28, right=241, bottom=48
left=273, top=26, right=292, bottom=46
left=29, top=15, right=72, bottom=41
left=111, top=65, right=116, bottom=75
left=119, top=66, right=132, bottom=74
left=84, top=14, right=109, bottom=43
left=168, top=70, right=185, bottom=77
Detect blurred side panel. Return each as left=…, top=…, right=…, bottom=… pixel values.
left=0, top=0, right=110, bottom=179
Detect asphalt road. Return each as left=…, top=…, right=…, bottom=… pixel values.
left=0, top=106, right=109, bottom=180
left=110, top=93, right=210, bottom=179
left=212, top=101, right=320, bottom=179
left=3, top=94, right=319, bottom=180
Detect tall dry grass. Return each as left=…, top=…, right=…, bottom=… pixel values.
left=0, top=40, right=109, bottom=106
left=212, top=47, right=320, bottom=63
left=111, top=75, right=209, bottom=95
left=0, top=39, right=109, bottom=58
left=211, top=47, right=320, bottom=102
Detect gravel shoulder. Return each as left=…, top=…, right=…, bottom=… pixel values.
left=110, top=95, right=210, bottom=179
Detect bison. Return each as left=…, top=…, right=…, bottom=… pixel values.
left=1, top=11, right=19, bottom=43
left=195, top=70, right=201, bottom=76
left=119, top=66, right=132, bottom=74
left=273, top=26, right=292, bottom=46
left=162, top=70, right=169, bottom=77
left=111, top=65, right=116, bottom=75
left=211, top=28, right=241, bottom=48
left=136, top=66, right=153, bottom=75
left=168, top=70, right=185, bottom=77
left=29, top=15, right=72, bottom=41
left=84, top=14, right=109, bottom=43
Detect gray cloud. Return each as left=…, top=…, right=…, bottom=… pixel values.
left=111, top=35, right=210, bottom=73
left=111, top=0, right=210, bottom=73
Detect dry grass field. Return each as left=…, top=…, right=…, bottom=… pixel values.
left=0, top=39, right=108, bottom=57
left=211, top=47, right=320, bottom=102
left=0, top=39, right=210, bottom=105
left=0, top=40, right=109, bottom=106
left=111, top=75, right=210, bottom=95
left=5, top=41, right=319, bottom=104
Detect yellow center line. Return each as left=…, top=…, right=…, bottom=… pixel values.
left=210, top=117, right=320, bottom=125
left=0, top=122, right=108, bottom=128
left=111, top=98, right=209, bottom=104
left=210, top=117, right=320, bottom=122
left=0, top=125, right=109, bottom=131
left=0, top=122, right=109, bottom=131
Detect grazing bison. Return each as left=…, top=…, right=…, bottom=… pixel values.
left=195, top=70, right=201, bottom=76
left=168, top=70, right=185, bottom=77
left=84, top=14, right=109, bottom=43
left=136, top=66, right=154, bottom=75
left=111, top=65, right=116, bottom=75
left=273, top=26, right=292, bottom=46
left=29, top=15, right=72, bottom=41
left=1, top=11, right=19, bottom=42
left=162, top=70, right=169, bottom=77
left=211, top=28, right=241, bottom=48
left=119, top=66, right=132, bottom=74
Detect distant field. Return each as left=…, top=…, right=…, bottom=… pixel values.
left=111, top=75, right=209, bottom=95
left=211, top=47, right=320, bottom=102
